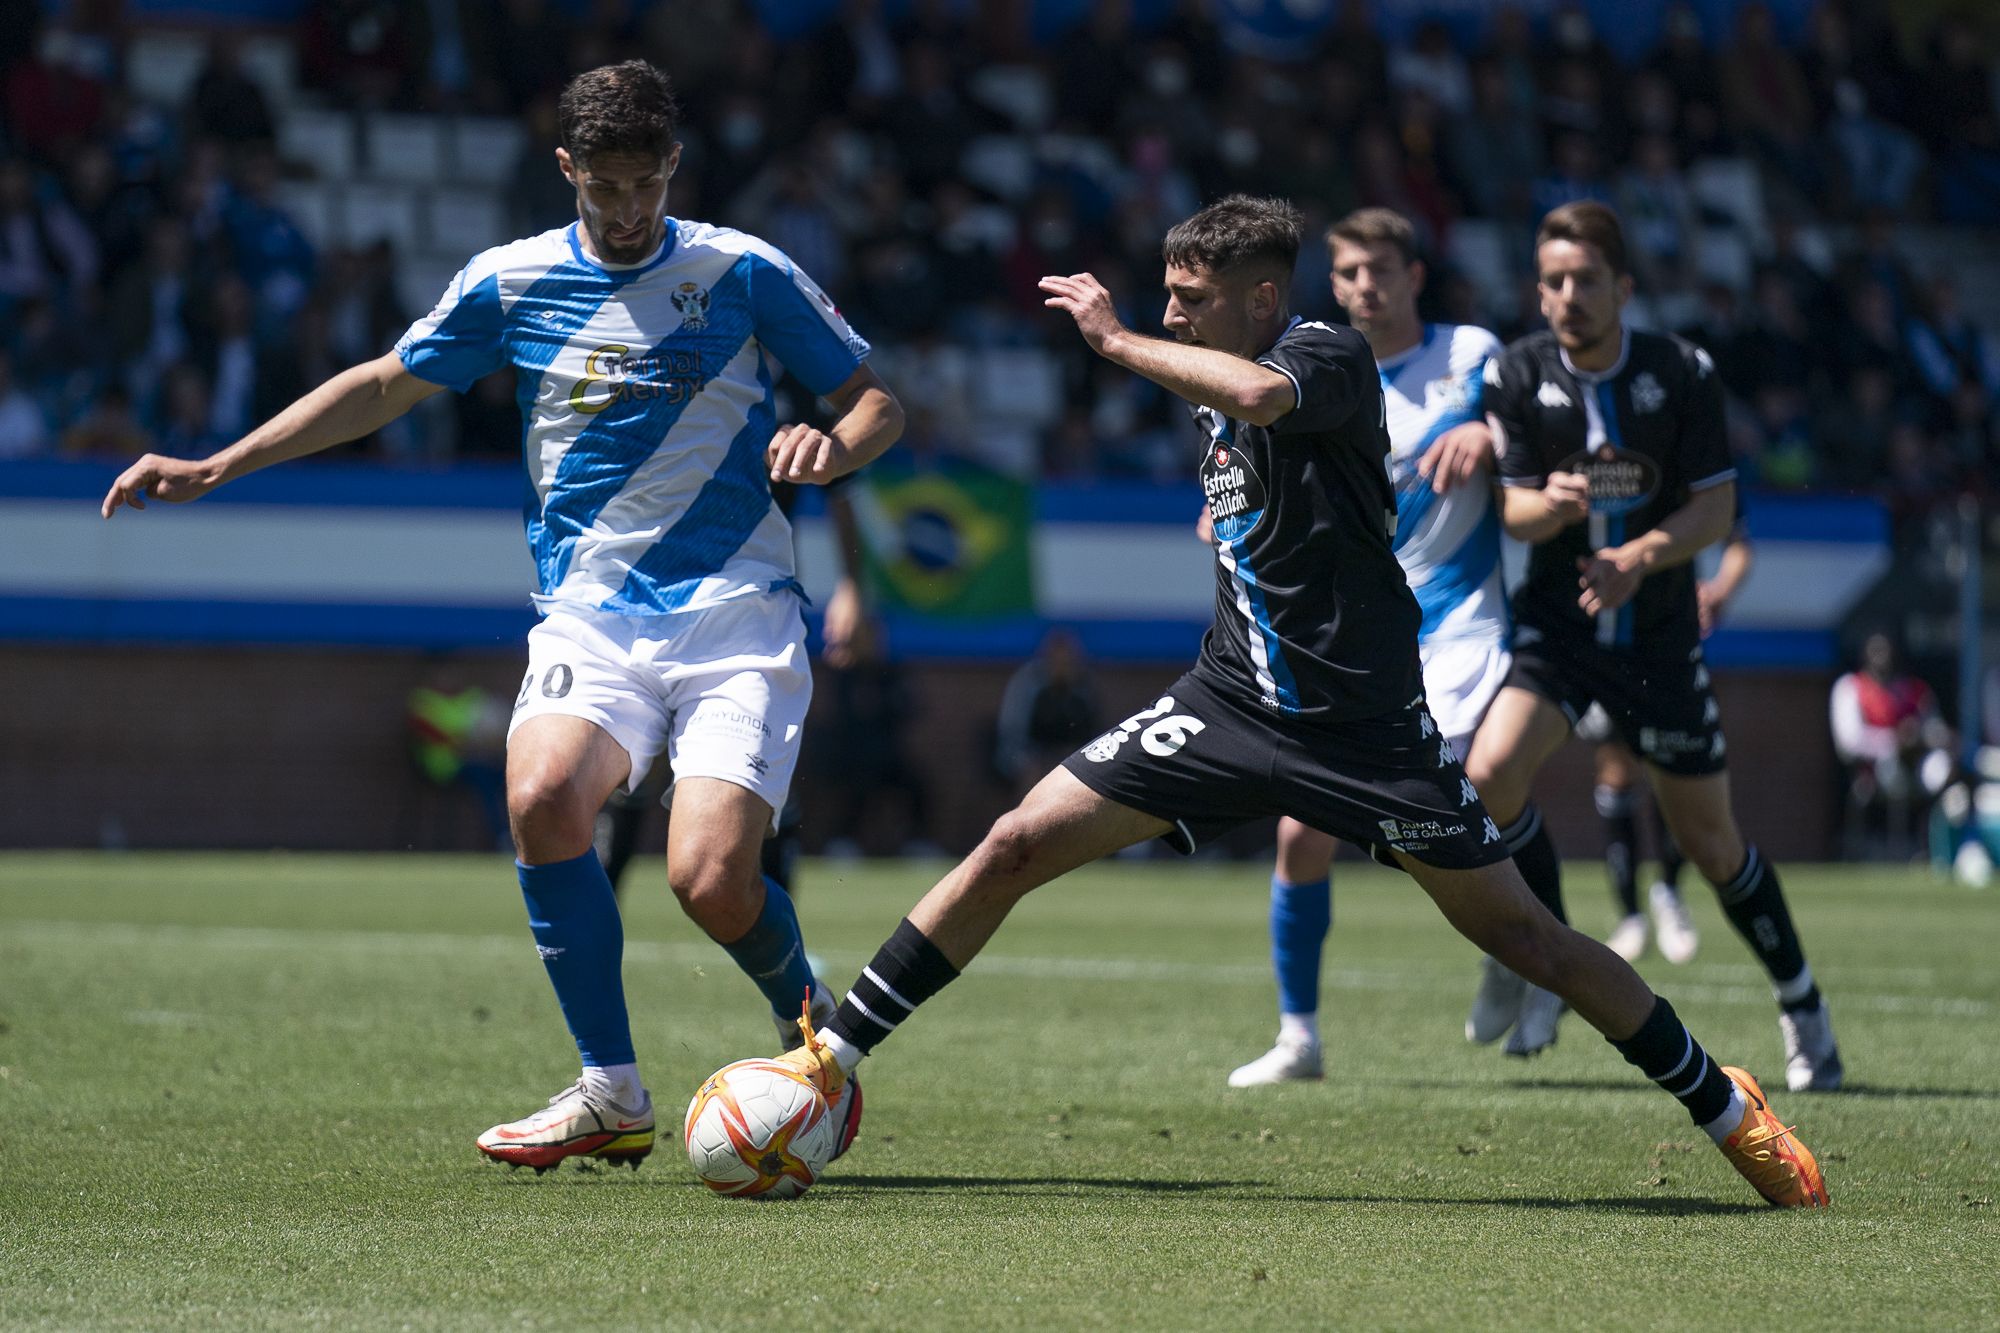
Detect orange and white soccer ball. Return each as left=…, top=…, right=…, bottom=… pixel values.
left=684, top=1058, right=836, bottom=1199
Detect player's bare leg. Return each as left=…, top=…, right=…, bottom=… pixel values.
left=1230, top=817, right=1337, bottom=1086
left=1650, top=766, right=1843, bottom=1091
left=1459, top=687, right=1574, bottom=1051
left=482, top=716, right=655, bottom=1170
left=1399, top=850, right=1826, bottom=1206
left=668, top=774, right=865, bottom=1153
left=909, top=767, right=1174, bottom=964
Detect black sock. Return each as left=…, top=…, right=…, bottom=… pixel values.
left=1649, top=801, right=1684, bottom=890
left=1501, top=803, right=1567, bottom=926
left=1609, top=995, right=1735, bottom=1127
left=827, top=918, right=962, bottom=1055
left=1596, top=783, right=1639, bottom=916
left=1713, top=846, right=1818, bottom=1011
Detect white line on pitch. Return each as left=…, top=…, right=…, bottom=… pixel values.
left=9, top=919, right=1992, bottom=1020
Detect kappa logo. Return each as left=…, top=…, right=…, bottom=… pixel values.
left=671, top=281, right=711, bottom=331
left=1536, top=381, right=1573, bottom=409
left=1481, top=816, right=1502, bottom=844
left=1459, top=777, right=1480, bottom=807
left=536, top=944, right=565, bottom=960
left=1631, top=371, right=1667, bottom=414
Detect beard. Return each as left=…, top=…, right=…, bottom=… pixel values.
left=585, top=213, right=662, bottom=265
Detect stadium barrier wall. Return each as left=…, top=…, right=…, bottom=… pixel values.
left=4, top=461, right=1882, bottom=857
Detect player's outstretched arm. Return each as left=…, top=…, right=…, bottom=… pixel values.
left=102, top=352, right=444, bottom=518
left=1039, top=272, right=1294, bottom=425
left=766, top=364, right=903, bottom=486
left=1696, top=529, right=1755, bottom=637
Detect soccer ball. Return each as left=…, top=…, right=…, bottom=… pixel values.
left=683, top=1058, right=836, bottom=1199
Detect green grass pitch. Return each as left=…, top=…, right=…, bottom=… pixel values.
left=3, top=852, right=1996, bottom=1329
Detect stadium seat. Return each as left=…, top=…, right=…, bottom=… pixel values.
left=450, top=117, right=530, bottom=186
left=1689, top=157, right=1767, bottom=237
left=237, top=34, right=299, bottom=110
left=365, top=114, right=448, bottom=184
left=423, top=187, right=510, bottom=255
left=1446, top=220, right=1519, bottom=324
left=959, top=135, right=1037, bottom=201
left=1693, top=226, right=1754, bottom=292
left=278, top=108, right=358, bottom=180
left=125, top=31, right=208, bottom=107
left=341, top=182, right=422, bottom=250
left=274, top=180, right=340, bottom=250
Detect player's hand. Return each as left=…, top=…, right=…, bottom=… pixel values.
left=1577, top=549, right=1643, bottom=616
left=1542, top=470, right=1591, bottom=527
left=1038, top=272, right=1127, bottom=355
left=1696, top=578, right=1729, bottom=639
left=1417, top=421, right=1495, bottom=493
left=766, top=423, right=846, bottom=485
left=821, top=575, right=877, bottom=669
left=1194, top=503, right=1214, bottom=546
left=100, top=454, right=225, bottom=518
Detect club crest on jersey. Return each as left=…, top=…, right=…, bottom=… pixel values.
left=1557, top=444, right=1662, bottom=517
left=1536, top=381, right=1573, bottom=409
left=671, top=281, right=711, bottom=331
left=1630, top=371, right=1667, bottom=414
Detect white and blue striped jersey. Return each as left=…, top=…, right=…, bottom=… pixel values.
left=394, top=218, right=869, bottom=618
left=1379, top=323, right=1506, bottom=645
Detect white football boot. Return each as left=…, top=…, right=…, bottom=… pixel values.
left=1649, top=882, right=1699, bottom=964
left=778, top=986, right=863, bottom=1159
left=476, top=1080, right=654, bottom=1172
left=1227, top=1032, right=1325, bottom=1086
left=1466, top=955, right=1527, bottom=1044
left=1504, top=984, right=1567, bottom=1057
left=1779, top=1001, right=1845, bottom=1092
left=1606, top=913, right=1648, bottom=962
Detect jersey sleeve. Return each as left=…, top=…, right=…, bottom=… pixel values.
left=1679, top=342, right=1735, bottom=493
left=1450, top=326, right=1503, bottom=415
left=1255, top=321, right=1370, bottom=435
left=747, top=249, right=870, bottom=398
left=393, top=259, right=506, bottom=393
left=1486, top=345, right=1541, bottom=487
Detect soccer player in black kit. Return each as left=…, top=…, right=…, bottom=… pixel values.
left=1460, top=202, right=1843, bottom=1092
left=773, top=196, right=1828, bottom=1207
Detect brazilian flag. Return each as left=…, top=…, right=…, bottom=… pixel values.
left=851, top=457, right=1034, bottom=617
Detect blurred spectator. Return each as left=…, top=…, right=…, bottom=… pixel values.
left=0, top=157, right=98, bottom=310
left=1531, top=132, right=1610, bottom=223
left=1830, top=632, right=1955, bottom=856
left=1811, top=365, right=1899, bottom=489
left=108, top=217, right=197, bottom=406
left=194, top=276, right=261, bottom=441
left=1615, top=135, right=1698, bottom=296
left=1389, top=21, right=1470, bottom=117
left=190, top=33, right=276, bottom=147
left=1914, top=17, right=2000, bottom=224
left=0, top=350, right=50, bottom=459
left=222, top=150, right=315, bottom=332
left=298, top=0, right=425, bottom=110
left=156, top=362, right=225, bottom=460
left=2, top=10, right=106, bottom=162
left=406, top=670, right=509, bottom=851
left=1718, top=2, right=1819, bottom=198
left=1905, top=275, right=2000, bottom=407
left=992, top=628, right=1102, bottom=797
left=812, top=617, right=934, bottom=858
left=60, top=382, right=150, bottom=460
left=1449, top=59, right=1539, bottom=223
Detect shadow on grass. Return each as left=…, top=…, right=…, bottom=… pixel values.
left=821, top=1175, right=1765, bottom=1214
left=1384, top=1076, right=2000, bottom=1102
left=824, top=1174, right=1251, bottom=1194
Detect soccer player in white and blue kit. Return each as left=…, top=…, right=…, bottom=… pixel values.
left=1228, top=208, right=1510, bottom=1086
left=101, top=63, right=904, bottom=1170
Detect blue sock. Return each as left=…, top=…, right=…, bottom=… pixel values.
left=518, top=851, right=634, bottom=1067
left=1271, top=875, right=1331, bottom=1017
left=721, top=875, right=818, bottom=1020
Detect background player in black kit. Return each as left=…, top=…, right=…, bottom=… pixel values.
left=770, top=195, right=1827, bottom=1209
left=1460, top=202, right=1842, bottom=1092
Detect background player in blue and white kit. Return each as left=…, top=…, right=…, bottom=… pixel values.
left=100, top=62, right=904, bottom=1170
left=1228, top=207, right=1513, bottom=1086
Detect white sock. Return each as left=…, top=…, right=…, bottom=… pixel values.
left=580, top=1062, right=645, bottom=1109
left=821, top=1028, right=865, bottom=1075
left=1772, top=965, right=1816, bottom=1006
left=1699, top=1083, right=1749, bottom=1146
left=1278, top=1012, right=1320, bottom=1045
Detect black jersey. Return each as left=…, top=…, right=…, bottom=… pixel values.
left=1488, top=328, right=1734, bottom=657
left=1187, top=318, right=1424, bottom=723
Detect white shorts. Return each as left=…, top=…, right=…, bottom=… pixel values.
left=1419, top=636, right=1512, bottom=760
left=508, top=592, right=812, bottom=815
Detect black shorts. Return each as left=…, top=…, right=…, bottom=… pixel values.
left=1506, top=622, right=1727, bottom=776
left=1061, top=672, right=1510, bottom=870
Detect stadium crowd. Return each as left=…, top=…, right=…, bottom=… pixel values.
left=1, top=0, right=1997, bottom=516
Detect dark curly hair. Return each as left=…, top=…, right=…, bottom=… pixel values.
left=1161, top=195, right=1304, bottom=280
left=557, top=61, right=680, bottom=165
